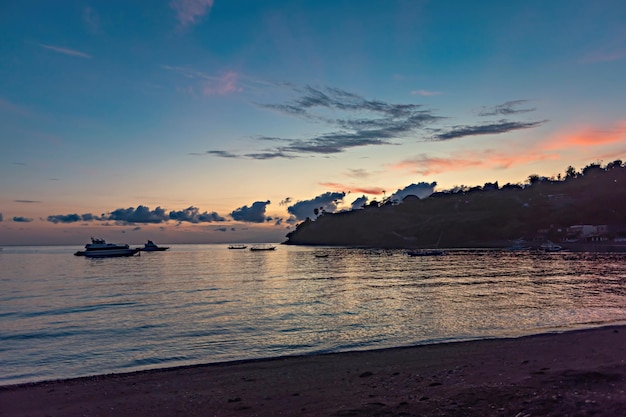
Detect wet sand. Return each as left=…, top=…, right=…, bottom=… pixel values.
left=1, top=326, right=625, bottom=416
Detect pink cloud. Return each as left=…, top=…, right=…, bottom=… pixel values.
left=171, top=0, right=214, bottom=28
left=543, top=120, right=626, bottom=150
left=202, top=71, right=243, bottom=96
left=390, top=150, right=557, bottom=176
left=319, top=182, right=385, bottom=195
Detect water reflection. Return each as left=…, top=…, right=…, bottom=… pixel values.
left=1, top=245, right=626, bottom=385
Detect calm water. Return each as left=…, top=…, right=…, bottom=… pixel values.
left=1, top=244, right=625, bottom=386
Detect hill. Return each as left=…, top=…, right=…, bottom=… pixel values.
left=284, top=161, right=626, bottom=249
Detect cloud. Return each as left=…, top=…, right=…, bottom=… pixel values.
left=351, top=195, right=368, bottom=210
left=543, top=120, right=626, bottom=150
left=169, top=206, right=226, bottom=223
left=35, top=43, right=91, bottom=59
left=391, top=154, right=483, bottom=175
left=287, top=192, right=346, bottom=221
left=171, top=0, right=214, bottom=28
left=319, top=182, right=385, bottom=195
left=0, top=213, right=3, bottom=221
left=478, top=100, right=536, bottom=116
left=433, top=120, right=547, bottom=140
left=211, top=85, right=442, bottom=159
left=47, top=214, right=82, bottom=224
left=108, top=206, right=169, bottom=224
left=204, top=150, right=239, bottom=158
left=164, top=66, right=243, bottom=97
left=389, top=182, right=437, bottom=202
left=345, top=168, right=374, bottom=179
left=45, top=205, right=229, bottom=225
left=230, top=201, right=272, bottom=223
left=279, top=197, right=292, bottom=206
left=391, top=149, right=556, bottom=176
left=14, top=200, right=41, bottom=203
left=202, top=71, right=243, bottom=96
left=83, top=7, right=101, bottom=34
left=13, top=216, right=33, bottom=223
left=411, top=90, right=442, bottom=96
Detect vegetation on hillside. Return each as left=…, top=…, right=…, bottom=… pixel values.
left=284, top=160, right=626, bottom=248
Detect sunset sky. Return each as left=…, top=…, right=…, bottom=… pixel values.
left=1, top=0, right=625, bottom=245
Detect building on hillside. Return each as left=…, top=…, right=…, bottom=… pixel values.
left=566, top=224, right=608, bottom=241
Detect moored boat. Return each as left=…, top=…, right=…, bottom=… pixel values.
left=406, top=248, right=447, bottom=257
left=74, top=238, right=140, bottom=258
left=141, top=240, right=169, bottom=252
left=228, top=244, right=247, bottom=249
left=250, top=245, right=276, bottom=251
left=540, top=240, right=563, bottom=252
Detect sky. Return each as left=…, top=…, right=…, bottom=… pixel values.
left=1, top=0, right=625, bottom=245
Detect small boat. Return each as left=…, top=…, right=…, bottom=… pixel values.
left=141, top=240, right=169, bottom=252
left=540, top=241, right=562, bottom=252
left=74, top=238, right=140, bottom=258
left=314, top=253, right=329, bottom=258
left=406, top=249, right=447, bottom=257
left=406, top=231, right=446, bottom=256
left=507, top=239, right=531, bottom=251
left=228, top=244, right=247, bottom=249
left=250, top=245, right=276, bottom=251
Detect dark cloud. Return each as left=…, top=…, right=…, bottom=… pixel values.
left=46, top=213, right=106, bottom=223
left=47, top=213, right=82, bottom=223
left=214, top=227, right=228, bottom=232
left=390, top=182, right=437, bottom=202
left=351, top=195, right=368, bottom=210
left=279, top=197, right=292, bottom=206
left=13, top=216, right=33, bottom=223
left=287, top=192, right=346, bottom=221
left=0, top=213, right=3, bottom=221
left=205, top=150, right=239, bottom=158
left=132, top=227, right=141, bottom=231
left=434, top=120, right=547, bottom=140
left=244, top=150, right=295, bottom=160
left=479, top=100, right=535, bottom=116
left=169, top=206, right=226, bottom=223
left=211, top=85, right=441, bottom=159
left=230, top=201, right=271, bottom=223
left=108, top=206, right=169, bottom=224
left=14, top=200, right=41, bottom=203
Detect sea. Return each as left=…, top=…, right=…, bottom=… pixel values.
left=1, top=244, right=626, bottom=386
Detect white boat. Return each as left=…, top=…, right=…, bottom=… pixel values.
left=228, top=244, right=247, bottom=249
left=140, top=240, right=169, bottom=252
left=250, top=245, right=276, bottom=251
left=540, top=240, right=563, bottom=252
left=74, top=238, right=140, bottom=258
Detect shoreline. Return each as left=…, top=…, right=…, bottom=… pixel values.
left=2, top=325, right=625, bottom=416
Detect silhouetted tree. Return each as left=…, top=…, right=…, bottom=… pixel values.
left=606, top=160, right=622, bottom=170
left=582, top=162, right=602, bottom=176
left=565, top=166, right=577, bottom=179
left=528, top=174, right=541, bottom=185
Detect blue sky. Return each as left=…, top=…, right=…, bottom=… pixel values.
left=1, top=0, right=625, bottom=245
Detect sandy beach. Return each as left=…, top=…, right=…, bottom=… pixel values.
left=1, top=326, right=625, bottom=416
